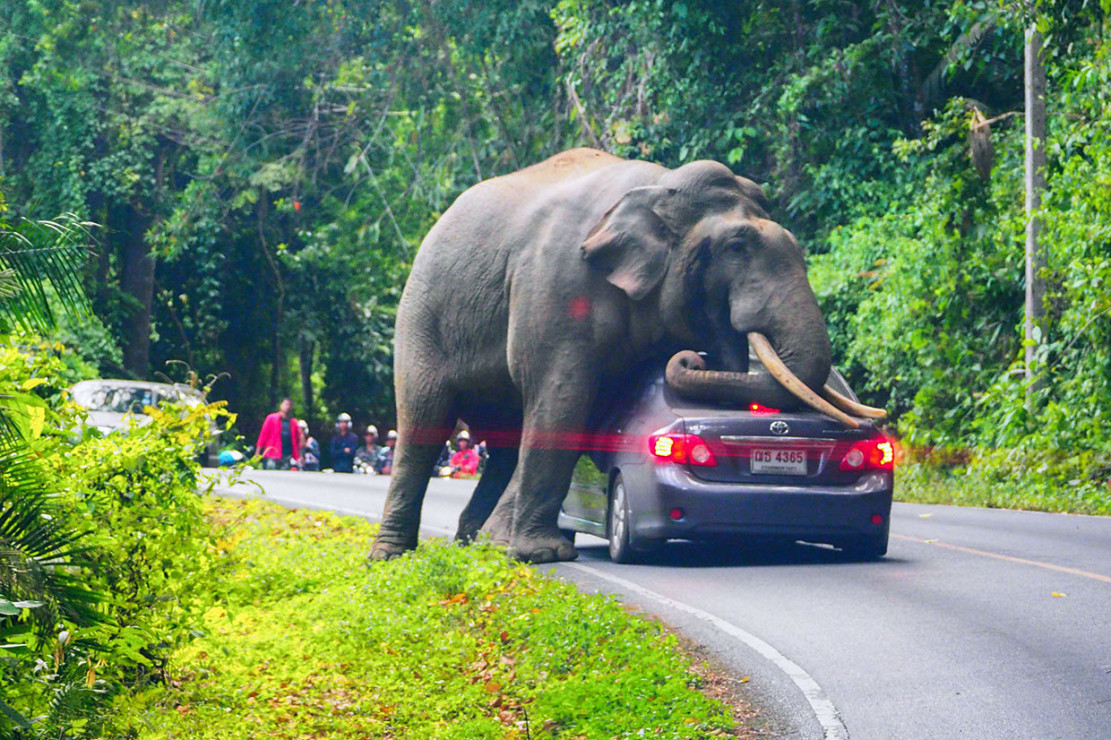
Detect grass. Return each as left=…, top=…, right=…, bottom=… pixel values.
left=895, top=451, right=1111, bottom=516
left=112, top=498, right=745, bottom=739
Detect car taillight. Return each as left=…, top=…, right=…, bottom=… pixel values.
left=648, top=433, right=718, bottom=467
left=748, top=402, right=780, bottom=415
left=839, top=437, right=896, bottom=472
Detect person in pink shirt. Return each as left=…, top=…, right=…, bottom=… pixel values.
left=256, top=397, right=301, bottom=470
left=448, top=430, right=480, bottom=478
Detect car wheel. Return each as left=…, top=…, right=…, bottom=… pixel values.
left=608, top=474, right=640, bottom=564
left=840, top=529, right=889, bottom=561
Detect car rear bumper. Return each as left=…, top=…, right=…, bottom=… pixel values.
left=628, top=464, right=893, bottom=543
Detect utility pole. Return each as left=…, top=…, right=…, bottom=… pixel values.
left=1024, top=19, right=1047, bottom=408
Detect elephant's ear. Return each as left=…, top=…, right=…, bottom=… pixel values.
left=581, top=186, right=677, bottom=301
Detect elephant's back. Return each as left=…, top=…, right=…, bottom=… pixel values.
left=499, top=147, right=624, bottom=186
left=394, top=151, right=664, bottom=390
left=406, top=150, right=661, bottom=285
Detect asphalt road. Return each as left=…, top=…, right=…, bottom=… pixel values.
left=211, top=470, right=1111, bottom=740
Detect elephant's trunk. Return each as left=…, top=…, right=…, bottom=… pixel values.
left=666, top=335, right=859, bottom=427
left=664, top=268, right=888, bottom=427
left=666, top=328, right=883, bottom=428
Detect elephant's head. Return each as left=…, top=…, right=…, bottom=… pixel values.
left=581, top=160, right=882, bottom=426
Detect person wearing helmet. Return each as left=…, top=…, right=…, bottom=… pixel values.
left=448, top=429, right=480, bottom=478
left=330, top=412, right=359, bottom=473
left=299, top=419, right=321, bottom=472
left=373, top=429, right=398, bottom=475
left=354, top=425, right=381, bottom=473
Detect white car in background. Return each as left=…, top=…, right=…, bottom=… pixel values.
left=70, top=379, right=220, bottom=465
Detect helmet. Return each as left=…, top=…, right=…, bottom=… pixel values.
left=386, top=430, right=398, bottom=440
left=456, top=430, right=470, bottom=441
left=337, top=412, right=352, bottom=423
left=365, top=425, right=378, bottom=436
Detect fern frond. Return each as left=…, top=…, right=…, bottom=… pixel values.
left=0, top=214, right=95, bottom=333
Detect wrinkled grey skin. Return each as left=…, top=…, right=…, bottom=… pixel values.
left=370, top=148, right=832, bottom=563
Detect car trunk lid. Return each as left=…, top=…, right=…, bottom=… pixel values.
left=679, top=411, right=878, bottom=485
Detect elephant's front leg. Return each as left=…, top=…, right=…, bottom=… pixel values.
left=481, top=383, right=591, bottom=563
left=482, top=444, right=580, bottom=563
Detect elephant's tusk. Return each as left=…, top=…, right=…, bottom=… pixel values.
left=821, top=384, right=887, bottom=419
left=747, top=332, right=861, bottom=429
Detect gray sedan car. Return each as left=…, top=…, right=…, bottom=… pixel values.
left=558, top=359, right=895, bottom=563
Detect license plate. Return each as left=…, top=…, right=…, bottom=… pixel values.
left=751, top=448, right=807, bottom=475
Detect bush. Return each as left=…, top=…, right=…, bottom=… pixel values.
left=0, top=337, right=231, bottom=738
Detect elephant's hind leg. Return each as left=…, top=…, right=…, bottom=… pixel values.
left=455, top=445, right=518, bottom=543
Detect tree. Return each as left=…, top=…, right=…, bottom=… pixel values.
left=1024, top=13, right=1047, bottom=405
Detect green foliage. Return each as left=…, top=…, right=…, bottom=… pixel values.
left=115, top=499, right=736, bottom=739
left=550, top=0, right=1015, bottom=240
left=0, top=214, right=94, bottom=335
left=0, top=196, right=105, bottom=733
left=812, top=11, right=1111, bottom=509
left=0, top=338, right=232, bottom=738
left=812, top=97, right=1026, bottom=444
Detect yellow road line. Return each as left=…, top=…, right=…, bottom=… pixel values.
left=892, top=534, right=1111, bottom=584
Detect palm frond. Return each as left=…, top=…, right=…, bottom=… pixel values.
left=0, top=214, right=95, bottom=334
left=922, top=19, right=997, bottom=109
left=0, top=449, right=102, bottom=631
left=0, top=268, right=17, bottom=300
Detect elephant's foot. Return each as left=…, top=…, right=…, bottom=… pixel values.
left=507, top=531, right=578, bottom=564
left=368, top=535, right=416, bottom=561
left=454, top=516, right=485, bottom=544
left=454, top=528, right=475, bottom=544
left=477, top=507, right=577, bottom=562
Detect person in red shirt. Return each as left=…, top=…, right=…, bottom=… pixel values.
left=256, top=397, right=301, bottom=470
left=448, top=430, right=480, bottom=478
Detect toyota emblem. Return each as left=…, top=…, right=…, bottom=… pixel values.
left=770, top=421, right=790, bottom=436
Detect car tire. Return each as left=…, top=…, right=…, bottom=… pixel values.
left=840, top=529, right=889, bottom=560
left=608, top=474, right=642, bottom=564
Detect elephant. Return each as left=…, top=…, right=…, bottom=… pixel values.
left=369, top=148, right=882, bottom=564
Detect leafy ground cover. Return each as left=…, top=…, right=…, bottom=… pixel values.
left=115, top=498, right=748, bottom=739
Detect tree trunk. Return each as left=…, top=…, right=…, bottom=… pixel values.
left=118, top=205, right=155, bottom=377
left=299, top=334, right=315, bottom=426
left=257, top=195, right=284, bottom=409
left=1024, top=21, right=1047, bottom=407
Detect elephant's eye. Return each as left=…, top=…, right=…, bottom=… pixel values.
left=725, top=225, right=760, bottom=254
